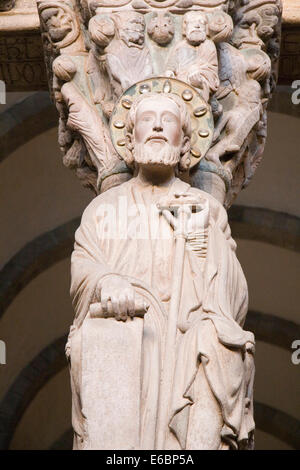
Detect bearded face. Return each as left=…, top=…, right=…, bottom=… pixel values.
left=132, top=142, right=181, bottom=168
left=131, top=95, right=184, bottom=168
left=148, top=13, right=175, bottom=46
left=41, top=8, right=73, bottom=43
left=120, top=18, right=145, bottom=47
left=185, top=14, right=207, bottom=46
left=231, top=21, right=264, bottom=49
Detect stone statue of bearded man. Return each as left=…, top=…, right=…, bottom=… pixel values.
left=68, top=92, right=255, bottom=450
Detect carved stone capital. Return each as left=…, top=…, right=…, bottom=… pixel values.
left=36, top=0, right=282, bottom=207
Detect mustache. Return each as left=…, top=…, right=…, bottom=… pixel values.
left=145, top=134, right=168, bottom=143
left=190, top=30, right=206, bottom=35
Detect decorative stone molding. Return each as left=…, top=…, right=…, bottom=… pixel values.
left=0, top=32, right=48, bottom=91
left=0, top=0, right=47, bottom=90
left=0, top=0, right=295, bottom=92
left=282, top=0, right=300, bottom=25
left=0, top=217, right=79, bottom=319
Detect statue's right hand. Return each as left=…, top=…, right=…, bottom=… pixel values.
left=98, top=275, right=135, bottom=321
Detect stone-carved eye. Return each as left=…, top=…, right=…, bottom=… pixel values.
left=162, top=114, right=177, bottom=123
left=141, top=115, right=153, bottom=122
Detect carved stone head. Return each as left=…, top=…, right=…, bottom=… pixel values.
left=231, top=4, right=280, bottom=49
left=114, top=12, right=146, bottom=47
left=183, top=11, right=208, bottom=46
left=41, top=7, right=72, bottom=42
left=39, top=3, right=79, bottom=49
left=148, top=12, right=175, bottom=46
left=124, top=93, right=191, bottom=171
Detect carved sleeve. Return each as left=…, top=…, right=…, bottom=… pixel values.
left=70, top=202, right=114, bottom=327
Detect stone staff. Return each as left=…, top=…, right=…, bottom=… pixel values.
left=156, top=195, right=202, bottom=450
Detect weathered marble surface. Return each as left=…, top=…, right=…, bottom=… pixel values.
left=32, top=0, right=282, bottom=451
left=67, top=91, right=255, bottom=450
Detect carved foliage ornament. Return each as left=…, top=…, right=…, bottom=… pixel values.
left=37, top=0, right=282, bottom=207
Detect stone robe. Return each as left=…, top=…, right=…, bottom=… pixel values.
left=67, top=177, right=255, bottom=450
left=167, top=39, right=219, bottom=102
left=106, top=39, right=153, bottom=97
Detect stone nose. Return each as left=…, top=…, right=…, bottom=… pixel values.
left=153, top=116, right=163, bottom=132
left=249, top=23, right=257, bottom=37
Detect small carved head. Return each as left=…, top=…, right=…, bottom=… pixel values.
left=124, top=93, right=191, bottom=171
left=89, top=15, right=115, bottom=49
left=114, top=12, right=146, bottom=47
left=183, top=12, right=208, bottom=46
left=40, top=6, right=74, bottom=44
left=231, top=4, right=280, bottom=50
left=148, top=12, right=175, bottom=46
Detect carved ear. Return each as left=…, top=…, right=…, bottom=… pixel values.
left=179, top=135, right=191, bottom=171
left=181, top=135, right=191, bottom=156
left=124, top=132, right=135, bottom=166
left=125, top=132, right=133, bottom=151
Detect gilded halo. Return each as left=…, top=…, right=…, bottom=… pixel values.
left=109, top=77, right=214, bottom=169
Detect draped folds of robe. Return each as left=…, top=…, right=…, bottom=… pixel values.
left=106, top=39, right=153, bottom=96
left=167, top=39, right=219, bottom=102
left=68, top=177, right=255, bottom=450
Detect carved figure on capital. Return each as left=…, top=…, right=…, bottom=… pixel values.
left=105, top=12, right=153, bottom=97
left=166, top=11, right=219, bottom=103
left=147, top=12, right=175, bottom=46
